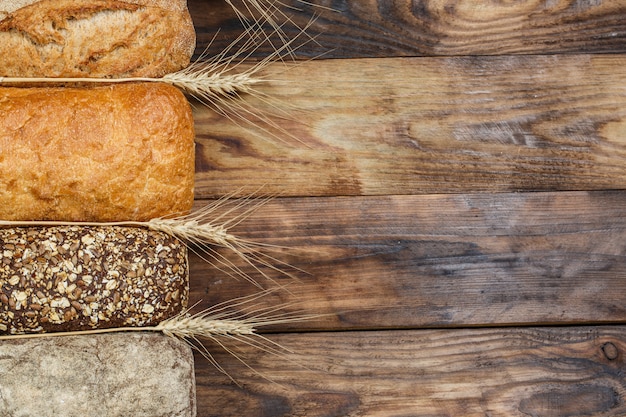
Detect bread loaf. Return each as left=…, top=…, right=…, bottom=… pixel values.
left=0, top=82, right=195, bottom=222
left=0, top=0, right=196, bottom=78
left=0, top=225, right=189, bottom=334
left=0, top=333, right=196, bottom=417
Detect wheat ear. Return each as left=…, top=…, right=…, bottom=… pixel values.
left=151, top=290, right=323, bottom=383
left=157, top=303, right=311, bottom=383
left=150, top=194, right=306, bottom=288
left=188, top=17, right=322, bottom=146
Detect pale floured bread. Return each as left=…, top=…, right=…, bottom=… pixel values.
left=0, top=333, right=196, bottom=417
left=0, top=0, right=196, bottom=78
left=0, top=82, right=195, bottom=222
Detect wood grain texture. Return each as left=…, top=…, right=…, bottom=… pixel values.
left=193, top=54, right=626, bottom=198
left=193, top=326, right=626, bottom=417
left=187, top=3, right=626, bottom=415
left=189, top=0, right=626, bottom=59
left=188, top=191, right=626, bottom=331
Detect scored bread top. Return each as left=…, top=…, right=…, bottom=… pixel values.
left=0, top=82, right=195, bottom=222
left=0, top=0, right=196, bottom=78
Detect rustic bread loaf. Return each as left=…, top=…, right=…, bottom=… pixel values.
left=0, top=82, right=195, bottom=222
left=0, top=333, right=196, bottom=417
left=0, top=0, right=196, bottom=78
left=0, top=225, right=189, bottom=334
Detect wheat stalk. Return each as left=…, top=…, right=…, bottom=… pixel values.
left=0, top=291, right=319, bottom=383
left=0, top=27, right=268, bottom=103
left=0, top=193, right=302, bottom=288
left=225, top=0, right=333, bottom=59
left=0, top=71, right=262, bottom=100
left=0, top=22, right=317, bottom=145
left=0, top=307, right=284, bottom=383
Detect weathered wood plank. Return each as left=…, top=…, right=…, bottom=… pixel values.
left=189, top=0, right=626, bottom=59
left=193, top=54, right=626, bottom=198
left=188, top=191, right=626, bottom=331
left=193, top=326, right=626, bottom=417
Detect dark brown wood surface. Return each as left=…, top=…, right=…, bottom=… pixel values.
left=190, top=0, right=626, bottom=59
left=193, top=326, right=626, bottom=416
left=187, top=1, right=626, bottom=416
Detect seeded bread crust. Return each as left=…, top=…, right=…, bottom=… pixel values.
left=0, top=82, right=195, bottom=222
left=0, top=226, right=189, bottom=335
left=0, top=0, right=196, bottom=78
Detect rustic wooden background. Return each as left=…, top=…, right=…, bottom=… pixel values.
left=187, top=1, right=626, bottom=415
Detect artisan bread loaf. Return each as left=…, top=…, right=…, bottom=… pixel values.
left=0, top=333, right=196, bottom=417
left=0, top=0, right=196, bottom=78
left=0, top=225, right=188, bottom=334
left=0, top=82, right=195, bottom=222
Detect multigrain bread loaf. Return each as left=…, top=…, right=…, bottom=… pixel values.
left=0, top=333, right=196, bottom=417
left=0, top=0, right=196, bottom=78
left=0, top=225, right=189, bottom=335
left=0, top=82, right=195, bottom=222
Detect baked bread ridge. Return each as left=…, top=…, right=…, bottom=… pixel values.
left=0, top=82, right=195, bottom=222
left=0, top=225, right=189, bottom=335
left=0, top=0, right=196, bottom=78
left=0, top=0, right=191, bottom=13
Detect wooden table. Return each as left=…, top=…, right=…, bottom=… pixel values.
left=187, top=1, right=626, bottom=415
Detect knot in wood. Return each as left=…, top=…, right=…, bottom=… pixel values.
left=601, top=342, right=619, bottom=361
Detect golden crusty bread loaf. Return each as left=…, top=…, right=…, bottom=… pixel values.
left=0, top=82, right=195, bottom=222
left=0, top=0, right=196, bottom=78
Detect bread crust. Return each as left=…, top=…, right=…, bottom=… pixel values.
left=0, top=0, right=196, bottom=77
left=0, top=82, right=195, bottom=221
